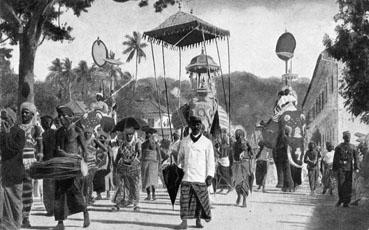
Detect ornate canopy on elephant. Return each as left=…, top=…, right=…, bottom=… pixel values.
left=143, top=11, right=229, bottom=49
left=144, top=9, right=231, bottom=138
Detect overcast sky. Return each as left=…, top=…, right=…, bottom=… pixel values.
left=8, top=0, right=338, bottom=81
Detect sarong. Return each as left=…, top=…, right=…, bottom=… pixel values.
left=115, top=163, right=140, bottom=205
left=22, top=170, right=33, bottom=219
left=337, top=170, right=353, bottom=205
left=93, top=169, right=109, bottom=193
left=43, top=179, right=55, bottom=214
left=322, top=168, right=336, bottom=191
left=255, top=161, right=268, bottom=186
left=215, top=164, right=232, bottom=189
left=180, top=182, right=211, bottom=221
left=141, top=160, right=158, bottom=190
left=232, top=160, right=251, bottom=196
left=54, top=178, right=86, bottom=221
left=0, top=183, right=23, bottom=230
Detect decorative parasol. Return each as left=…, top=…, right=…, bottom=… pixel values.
left=113, top=117, right=147, bottom=132
left=162, top=164, right=184, bottom=209
left=144, top=11, right=229, bottom=49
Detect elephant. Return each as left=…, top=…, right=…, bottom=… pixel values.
left=260, top=110, right=305, bottom=191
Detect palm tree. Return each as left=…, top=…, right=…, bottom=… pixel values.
left=122, top=31, right=147, bottom=95
left=47, top=58, right=65, bottom=100
left=62, top=58, right=77, bottom=102
left=74, top=60, right=95, bottom=101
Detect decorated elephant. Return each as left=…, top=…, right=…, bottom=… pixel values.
left=260, top=110, right=305, bottom=191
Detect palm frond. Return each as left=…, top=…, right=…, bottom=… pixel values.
left=123, top=46, right=134, bottom=54
left=126, top=50, right=135, bottom=63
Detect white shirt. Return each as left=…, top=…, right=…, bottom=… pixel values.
left=178, top=135, right=215, bottom=183
left=322, top=150, right=335, bottom=165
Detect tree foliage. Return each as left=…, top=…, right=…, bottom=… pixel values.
left=324, top=0, right=369, bottom=123
left=0, top=0, right=175, bottom=107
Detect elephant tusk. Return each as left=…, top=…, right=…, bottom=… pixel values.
left=287, top=145, right=303, bottom=168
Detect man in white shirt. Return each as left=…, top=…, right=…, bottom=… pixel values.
left=176, top=116, right=215, bottom=229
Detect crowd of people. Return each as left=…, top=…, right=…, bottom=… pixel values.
left=0, top=98, right=365, bottom=230
left=304, top=131, right=361, bottom=208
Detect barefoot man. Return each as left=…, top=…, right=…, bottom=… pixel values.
left=177, top=115, right=215, bottom=229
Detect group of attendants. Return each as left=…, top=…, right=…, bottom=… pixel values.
left=0, top=101, right=276, bottom=230
left=304, top=130, right=362, bottom=208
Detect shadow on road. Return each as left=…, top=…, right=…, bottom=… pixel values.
left=68, top=217, right=178, bottom=229
left=88, top=207, right=179, bottom=216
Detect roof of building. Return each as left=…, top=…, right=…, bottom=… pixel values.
left=301, top=50, right=333, bottom=109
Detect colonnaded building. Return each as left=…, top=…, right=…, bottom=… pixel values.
left=302, top=51, right=369, bottom=148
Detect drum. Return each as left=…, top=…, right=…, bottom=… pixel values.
left=30, top=156, right=88, bottom=180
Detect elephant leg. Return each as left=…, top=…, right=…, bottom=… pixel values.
left=275, top=161, right=284, bottom=188
left=291, top=166, right=302, bottom=188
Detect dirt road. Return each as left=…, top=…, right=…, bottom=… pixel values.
left=24, top=182, right=369, bottom=230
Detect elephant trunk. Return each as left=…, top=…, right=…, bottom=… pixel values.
left=287, top=145, right=303, bottom=168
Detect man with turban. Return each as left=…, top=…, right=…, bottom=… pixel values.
left=19, top=102, right=43, bottom=228
left=90, top=93, right=109, bottom=116
left=176, top=115, right=215, bottom=229
left=333, top=131, right=359, bottom=207
left=54, top=106, right=90, bottom=230
left=0, top=108, right=25, bottom=229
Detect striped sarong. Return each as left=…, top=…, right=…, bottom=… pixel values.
left=232, top=160, right=251, bottom=196
left=180, top=182, right=211, bottom=221
left=22, top=169, right=33, bottom=219
left=115, top=163, right=140, bottom=206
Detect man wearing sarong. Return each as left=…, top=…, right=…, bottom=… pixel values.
left=333, top=131, right=359, bottom=207
left=54, top=106, right=89, bottom=230
left=141, top=128, right=161, bottom=201
left=232, top=129, right=254, bottom=208
left=304, top=142, right=319, bottom=195
left=113, top=127, right=141, bottom=211
left=0, top=108, right=25, bottom=230
left=255, top=141, right=270, bottom=192
left=19, top=102, right=43, bottom=228
left=214, top=129, right=232, bottom=194
left=177, top=116, right=215, bottom=229
left=40, top=115, right=57, bottom=216
left=321, top=142, right=336, bottom=195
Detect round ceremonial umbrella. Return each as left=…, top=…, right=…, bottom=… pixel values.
left=112, top=117, right=147, bottom=132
